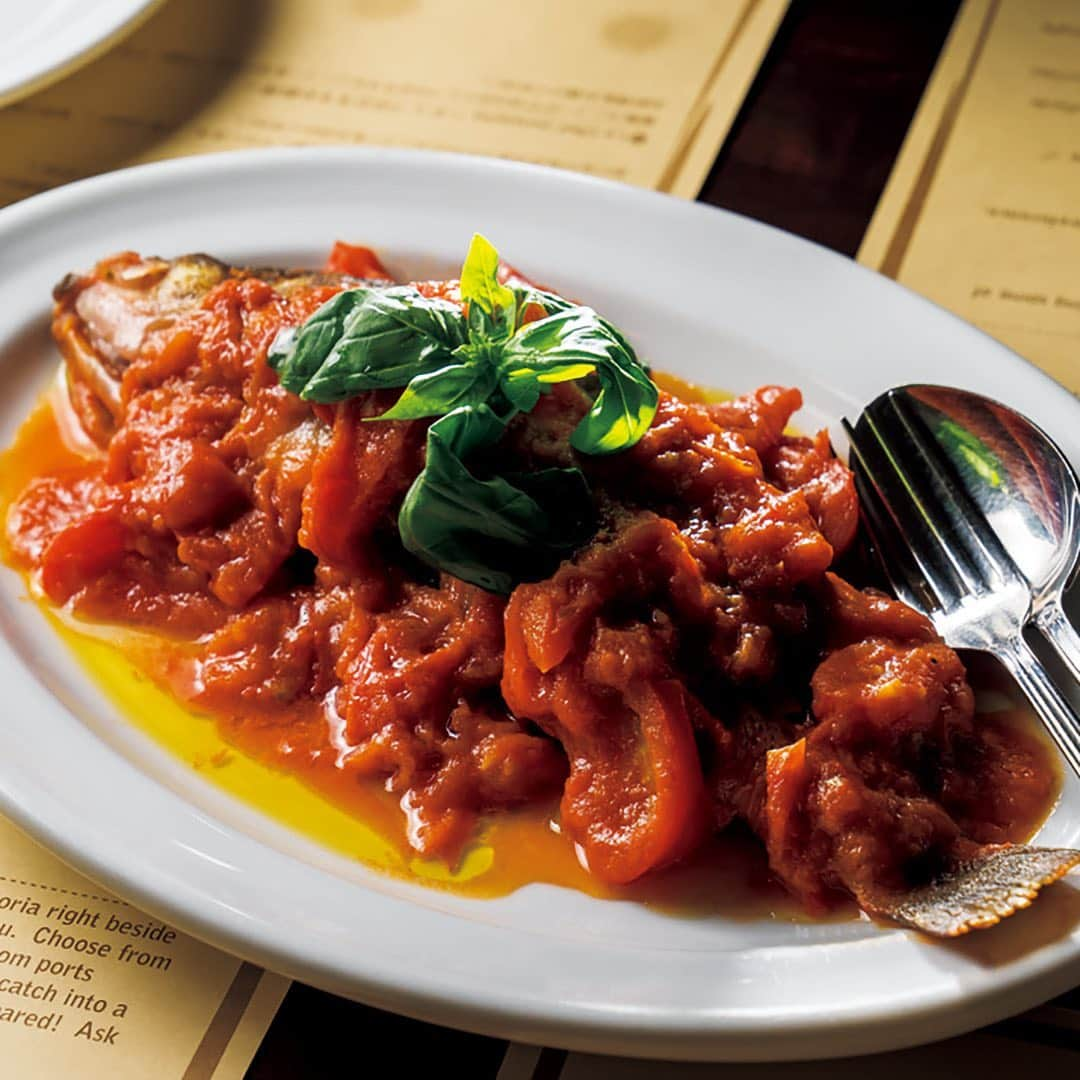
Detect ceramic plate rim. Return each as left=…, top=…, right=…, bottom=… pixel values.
left=0, top=0, right=163, bottom=108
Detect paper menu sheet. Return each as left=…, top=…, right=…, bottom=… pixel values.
left=0, top=818, right=287, bottom=1079
left=858, top=0, right=1080, bottom=393
left=0, top=0, right=787, bottom=208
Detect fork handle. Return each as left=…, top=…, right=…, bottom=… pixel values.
left=1034, top=600, right=1080, bottom=687
left=997, top=636, right=1080, bottom=779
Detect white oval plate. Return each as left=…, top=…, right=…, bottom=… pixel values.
left=0, top=148, right=1078, bottom=1063
left=0, top=0, right=161, bottom=107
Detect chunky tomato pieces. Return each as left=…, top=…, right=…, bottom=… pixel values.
left=3, top=251, right=1057, bottom=910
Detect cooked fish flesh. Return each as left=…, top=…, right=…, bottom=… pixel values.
left=52, top=253, right=381, bottom=444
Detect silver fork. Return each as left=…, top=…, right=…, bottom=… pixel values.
left=842, top=388, right=1080, bottom=778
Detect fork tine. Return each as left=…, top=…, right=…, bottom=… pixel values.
left=879, top=390, right=1024, bottom=590
left=843, top=416, right=970, bottom=609
left=859, top=406, right=989, bottom=595
left=842, top=420, right=939, bottom=611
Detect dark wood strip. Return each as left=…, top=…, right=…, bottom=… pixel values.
left=245, top=984, right=508, bottom=1078
left=991, top=1010, right=1080, bottom=1054
left=533, top=1045, right=568, bottom=1080
left=700, top=0, right=962, bottom=255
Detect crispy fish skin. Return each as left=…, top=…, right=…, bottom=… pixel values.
left=862, top=846, right=1080, bottom=937
left=52, top=253, right=379, bottom=444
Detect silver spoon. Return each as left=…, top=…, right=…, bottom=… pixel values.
left=843, top=385, right=1080, bottom=777
left=887, top=385, right=1080, bottom=680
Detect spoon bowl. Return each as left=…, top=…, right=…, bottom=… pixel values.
left=898, top=385, right=1080, bottom=680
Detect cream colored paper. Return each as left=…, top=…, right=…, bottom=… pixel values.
left=858, top=0, right=1080, bottom=393
left=0, top=818, right=288, bottom=1079
left=0, top=0, right=786, bottom=208
left=661, top=0, right=788, bottom=197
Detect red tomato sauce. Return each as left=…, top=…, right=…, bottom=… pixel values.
left=0, top=249, right=1061, bottom=916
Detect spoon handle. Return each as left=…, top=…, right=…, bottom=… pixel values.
left=997, top=636, right=1080, bottom=779
left=1033, top=600, right=1080, bottom=687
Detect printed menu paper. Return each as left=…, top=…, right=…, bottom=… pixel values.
left=0, top=0, right=787, bottom=208
left=858, top=0, right=1080, bottom=393
left=0, top=818, right=288, bottom=1078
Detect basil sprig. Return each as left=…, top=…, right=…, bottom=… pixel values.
left=268, top=234, right=658, bottom=592
left=397, top=404, right=595, bottom=594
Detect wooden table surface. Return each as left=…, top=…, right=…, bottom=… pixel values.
left=246, top=3, right=964, bottom=1075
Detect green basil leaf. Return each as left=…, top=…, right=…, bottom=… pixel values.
left=571, top=353, right=657, bottom=454
left=503, top=466, right=595, bottom=545
left=268, top=285, right=468, bottom=402
left=267, top=290, right=366, bottom=396
left=518, top=287, right=573, bottom=316
left=500, top=360, right=597, bottom=414
left=498, top=307, right=658, bottom=455
left=460, top=233, right=517, bottom=342
left=398, top=404, right=594, bottom=593
left=521, top=289, right=650, bottom=377
left=373, top=360, right=498, bottom=421
left=499, top=370, right=542, bottom=414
